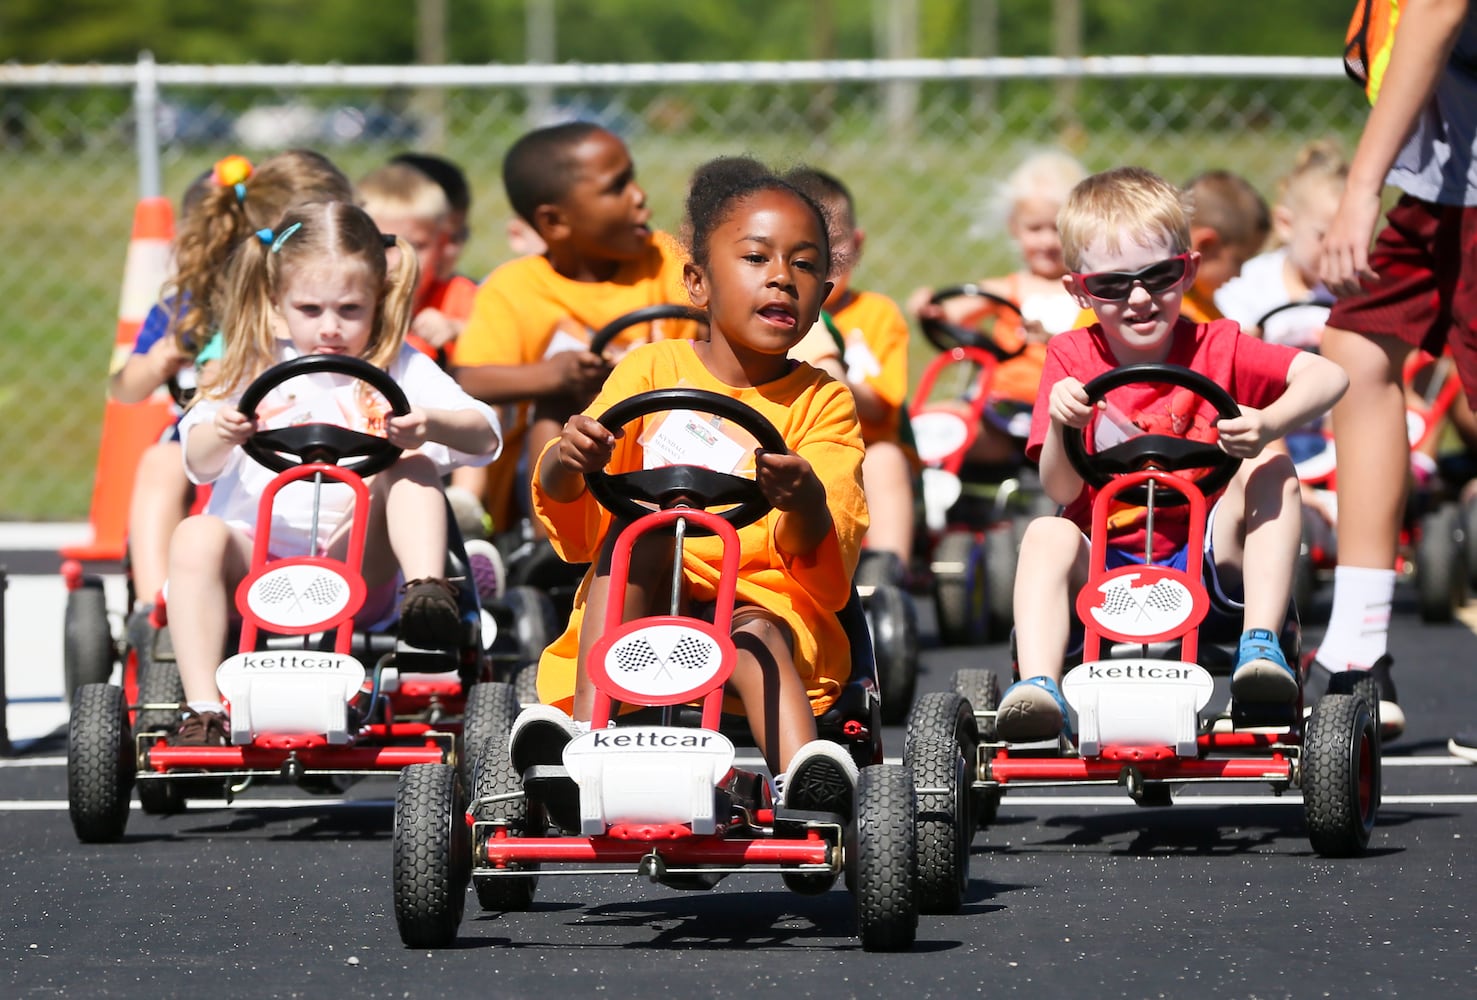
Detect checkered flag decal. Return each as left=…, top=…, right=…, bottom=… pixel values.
left=253, top=575, right=296, bottom=607
left=301, top=573, right=346, bottom=607
left=1090, top=575, right=1192, bottom=636
left=247, top=564, right=354, bottom=628
left=613, top=639, right=660, bottom=674
left=604, top=625, right=725, bottom=697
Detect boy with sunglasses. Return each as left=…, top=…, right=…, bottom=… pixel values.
left=994, top=166, right=1348, bottom=745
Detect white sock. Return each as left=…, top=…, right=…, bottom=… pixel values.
left=770, top=772, right=787, bottom=801
left=1319, top=566, right=1395, bottom=671
left=185, top=700, right=225, bottom=717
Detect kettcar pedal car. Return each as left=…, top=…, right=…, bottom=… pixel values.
left=391, top=388, right=920, bottom=953
left=67, top=355, right=519, bottom=843
left=909, top=364, right=1380, bottom=863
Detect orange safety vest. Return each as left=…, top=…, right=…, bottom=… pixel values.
left=1345, top=0, right=1402, bottom=105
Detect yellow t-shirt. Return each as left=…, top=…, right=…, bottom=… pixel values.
left=532, top=340, right=869, bottom=716
left=451, top=231, right=695, bottom=530
left=828, top=289, right=910, bottom=446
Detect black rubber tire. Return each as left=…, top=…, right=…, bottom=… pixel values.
left=1415, top=502, right=1465, bottom=623
left=904, top=737, right=971, bottom=914
left=932, top=531, right=987, bottom=646
left=511, top=660, right=540, bottom=708
left=67, top=684, right=133, bottom=843
left=1302, top=693, right=1380, bottom=858
left=867, top=583, right=920, bottom=725
left=501, top=585, right=561, bottom=670
left=983, top=525, right=1019, bottom=642
left=1463, top=493, right=1477, bottom=590
left=130, top=628, right=189, bottom=815
left=64, top=581, right=115, bottom=703
left=951, top=668, right=1003, bottom=827
left=855, top=550, right=906, bottom=590
left=851, top=763, right=918, bottom=952
left=392, top=763, right=471, bottom=947
left=460, top=681, right=519, bottom=787
left=471, top=734, right=541, bottom=911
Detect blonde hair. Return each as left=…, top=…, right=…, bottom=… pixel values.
left=1182, top=169, right=1270, bottom=252
left=975, top=149, right=1087, bottom=240
left=1279, top=138, right=1348, bottom=212
left=199, top=201, right=418, bottom=402
left=167, top=150, right=353, bottom=357
left=1058, top=167, right=1191, bottom=272
left=358, top=162, right=451, bottom=224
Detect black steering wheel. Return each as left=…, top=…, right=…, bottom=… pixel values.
left=585, top=387, right=787, bottom=534
left=920, top=284, right=1026, bottom=361
left=1061, top=363, right=1243, bottom=506
left=588, top=304, right=708, bottom=357
left=237, top=354, right=410, bottom=477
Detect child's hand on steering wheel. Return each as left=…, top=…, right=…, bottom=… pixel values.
left=557, top=413, right=620, bottom=474
left=1048, top=376, right=1096, bottom=429
left=386, top=407, right=432, bottom=450
left=754, top=448, right=824, bottom=512
left=1214, top=407, right=1275, bottom=458
left=214, top=406, right=257, bottom=447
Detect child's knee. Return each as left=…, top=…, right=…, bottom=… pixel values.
left=1021, top=515, right=1083, bottom=558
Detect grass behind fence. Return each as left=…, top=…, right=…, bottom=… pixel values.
left=0, top=83, right=1363, bottom=521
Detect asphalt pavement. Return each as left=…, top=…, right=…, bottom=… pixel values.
left=3, top=525, right=1475, bottom=999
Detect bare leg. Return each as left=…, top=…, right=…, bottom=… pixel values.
left=725, top=613, right=815, bottom=775
left=127, top=441, right=193, bottom=607
left=861, top=440, right=914, bottom=563
left=572, top=527, right=674, bottom=721
left=1210, top=450, right=1300, bottom=633
left=1323, top=327, right=1411, bottom=570
left=167, top=514, right=253, bottom=705
left=1011, top=516, right=1091, bottom=684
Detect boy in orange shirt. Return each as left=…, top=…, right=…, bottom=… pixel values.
left=784, top=166, right=915, bottom=568
left=452, top=122, right=695, bottom=532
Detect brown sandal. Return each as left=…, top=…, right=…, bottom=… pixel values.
left=397, top=577, right=460, bottom=649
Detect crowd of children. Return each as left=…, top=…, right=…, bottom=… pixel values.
left=100, top=81, right=1477, bottom=766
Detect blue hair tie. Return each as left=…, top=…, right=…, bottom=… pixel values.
left=233, top=182, right=248, bottom=204
left=270, top=222, right=302, bottom=254
left=255, top=228, right=274, bottom=246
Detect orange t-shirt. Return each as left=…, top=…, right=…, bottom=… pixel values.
left=452, top=232, right=695, bottom=530
left=828, top=289, right=910, bottom=446
left=531, top=341, right=868, bottom=716
left=406, top=273, right=478, bottom=363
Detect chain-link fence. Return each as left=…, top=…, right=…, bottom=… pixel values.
left=0, top=56, right=1366, bottom=521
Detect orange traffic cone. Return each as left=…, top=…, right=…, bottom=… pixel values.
left=60, top=196, right=177, bottom=563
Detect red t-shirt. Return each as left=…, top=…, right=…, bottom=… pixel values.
left=1026, top=318, right=1298, bottom=559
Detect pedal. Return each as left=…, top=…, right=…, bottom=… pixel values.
left=1002, top=735, right=1074, bottom=757
left=1229, top=701, right=1296, bottom=730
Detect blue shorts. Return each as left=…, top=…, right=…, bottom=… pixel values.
left=1100, top=496, right=1244, bottom=612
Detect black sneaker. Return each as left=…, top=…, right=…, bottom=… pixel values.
left=1303, top=653, right=1403, bottom=742
left=782, top=741, right=859, bottom=817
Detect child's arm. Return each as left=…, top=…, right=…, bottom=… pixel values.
left=386, top=406, right=501, bottom=457
left=456, top=353, right=609, bottom=405
left=537, top=414, right=618, bottom=504
left=1216, top=351, right=1349, bottom=458
left=183, top=405, right=255, bottom=483
left=1036, top=376, right=1094, bottom=507
left=756, top=450, right=832, bottom=556
left=109, top=338, right=191, bottom=404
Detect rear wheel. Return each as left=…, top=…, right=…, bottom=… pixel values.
left=983, top=524, right=1019, bottom=642
left=1415, top=502, right=1465, bottom=623
left=951, top=669, right=1002, bottom=826
left=855, top=550, right=905, bottom=590
left=471, top=734, right=541, bottom=911
left=460, top=681, right=519, bottom=787
left=1303, top=694, right=1380, bottom=857
left=67, top=684, right=133, bottom=843
left=851, top=764, right=918, bottom=952
left=932, top=531, right=987, bottom=646
left=501, top=585, right=560, bottom=670
left=392, top=764, right=470, bottom=947
left=867, top=583, right=919, bottom=725
left=904, top=691, right=976, bottom=913
left=132, top=633, right=189, bottom=815
left=63, top=581, right=115, bottom=702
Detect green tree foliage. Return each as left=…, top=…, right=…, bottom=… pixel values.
left=3, top=0, right=1359, bottom=65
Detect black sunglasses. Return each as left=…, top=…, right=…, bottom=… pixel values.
left=1076, top=253, right=1191, bottom=302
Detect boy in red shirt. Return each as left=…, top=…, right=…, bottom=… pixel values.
left=997, top=166, right=1348, bottom=744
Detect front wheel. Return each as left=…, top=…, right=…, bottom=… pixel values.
left=67, top=684, right=133, bottom=843
left=851, top=764, right=918, bottom=952
left=1302, top=693, right=1380, bottom=857
left=471, top=734, right=541, bottom=911
left=866, top=582, right=919, bottom=725
left=392, top=764, right=470, bottom=947
left=951, top=668, right=1002, bottom=827
left=1415, top=502, right=1465, bottom=623
left=63, top=581, right=115, bottom=703
left=932, top=531, right=988, bottom=646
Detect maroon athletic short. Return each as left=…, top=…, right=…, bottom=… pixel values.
left=1327, top=194, right=1477, bottom=395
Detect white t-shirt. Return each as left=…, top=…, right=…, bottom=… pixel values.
left=179, top=341, right=502, bottom=555
left=1213, top=249, right=1330, bottom=351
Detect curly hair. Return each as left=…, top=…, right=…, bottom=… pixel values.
left=682, top=156, right=839, bottom=276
